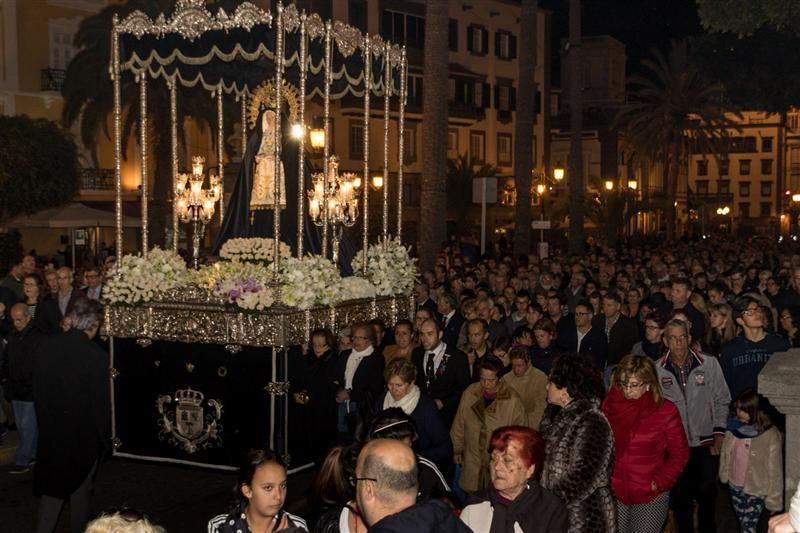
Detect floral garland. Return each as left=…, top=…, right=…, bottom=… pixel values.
left=338, top=276, right=377, bottom=301
left=198, top=260, right=275, bottom=312
left=352, top=236, right=418, bottom=296
left=219, top=237, right=291, bottom=263
left=280, top=255, right=341, bottom=310
left=104, top=248, right=190, bottom=306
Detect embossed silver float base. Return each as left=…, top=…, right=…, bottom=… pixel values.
left=105, top=293, right=411, bottom=347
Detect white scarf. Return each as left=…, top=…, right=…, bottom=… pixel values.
left=382, top=384, right=421, bottom=415
left=344, top=345, right=374, bottom=390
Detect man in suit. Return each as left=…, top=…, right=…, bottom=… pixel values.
left=593, top=291, right=639, bottom=370
left=80, top=266, right=104, bottom=301
left=557, top=300, right=608, bottom=370
left=36, top=267, right=85, bottom=335
left=415, top=282, right=438, bottom=315
left=437, top=292, right=464, bottom=349
left=412, top=318, right=469, bottom=427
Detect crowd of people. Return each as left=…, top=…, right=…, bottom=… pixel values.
left=4, top=235, right=800, bottom=532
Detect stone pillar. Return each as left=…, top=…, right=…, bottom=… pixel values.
left=759, top=349, right=800, bottom=508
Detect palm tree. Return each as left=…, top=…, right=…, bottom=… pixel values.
left=446, top=153, right=501, bottom=224
left=614, top=41, right=738, bottom=241
left=419, top=0, right=449, bottom=271
left=62, top=0, right=238, bottom=248
left=513, top=0, right=537, bottom=258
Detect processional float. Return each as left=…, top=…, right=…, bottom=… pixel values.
left=104, top=0, right=413, bottom=470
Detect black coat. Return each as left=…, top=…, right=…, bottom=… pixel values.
left=2, top=321, right=43, bottom=401
left=291, top=349, right=340, bottom=460
left=593, top=314, right=639, bottom=366
left=462, top=483, right=569, bottom=533
left=32, top=328, right=110, bottom=498
left=368, top=500, right=471, bottom=533
left=334, top=349, right=385, bottom=405
left=35, top=289, right=85, bottom=336
left=557, top=326, right=608, bottom=370
left=442, top=312, right=465, bottom=350
left=412, top=345, right=470, bottom=427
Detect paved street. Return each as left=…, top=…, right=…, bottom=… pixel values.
left=0, top=445, right=314, bottom=532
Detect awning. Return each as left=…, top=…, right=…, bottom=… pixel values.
left=7, top=202, right=141, bottom=229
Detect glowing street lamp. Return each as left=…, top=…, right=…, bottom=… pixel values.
left=553, top=164, right=565, bottom=182
left=604, top=180, right=614, bottom=191
left=309, top=128, right=326, bottom=150
left=627, top=180, right=638, bottom=190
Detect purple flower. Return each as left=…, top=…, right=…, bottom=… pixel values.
left=229, top=289, right=241, bottom=301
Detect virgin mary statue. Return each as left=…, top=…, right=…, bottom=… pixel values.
left=211, top=82, right=354, bottom=273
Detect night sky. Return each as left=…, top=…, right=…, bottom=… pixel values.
left=542, top=0, right=705, bottom=77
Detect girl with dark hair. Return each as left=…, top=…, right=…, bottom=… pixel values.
left=208, top=449, right=308, bottom=532
left=540, top=353, right=615, bottom=532
left=309, top=443, right=367, bottom=533
left=22, top=273, right=44, bottom=318
left=530, top=318, right=562, bottom=376
left=631, top=312, right=666, bottom=360
left=460, top=426, right=567, bottom=532
left=451, top=356, right=526, bottom=493
left=720, top=390, right=783, bottom=533
left=778, top=306, right=800, bottom=347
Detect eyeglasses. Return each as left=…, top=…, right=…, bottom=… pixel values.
left=618, top=381, right=645, bottom=390
left=645, top=325, right=661, bottom=331
left=349, top=476, right=378, bottom=487
left=742, top=307, right=762, bottom=317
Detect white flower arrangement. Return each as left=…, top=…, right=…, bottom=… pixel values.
left=104, top=247, right=190, bottom=306
left=219, top=238, right=291, bottom=264
left=352, top=236, right=418, bottom=296
left=280, top=255, right=341, bottom=310
left=338, top=276, right=377, bottom=301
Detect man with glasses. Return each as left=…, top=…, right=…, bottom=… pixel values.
left=354, top=439, right=470, bottom=532
left=720, top=295, right=789, bottom=398
left=557, top=300, right=607, bottom=370
left=656, top=318, right=730, bottom=533
left=726, top=267, right=748, bottom=301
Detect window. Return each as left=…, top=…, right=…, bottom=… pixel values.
left=718, top=180, right=730, bottom=195
left=761, top=159, right=773, bottom=175
left=740, top=159, right=751, bottom=175
left=761, top=181, right=772, bottom=197
left=719, top=159, right=729, bottom=176
left=696, top=180, right=709, bottom=195
left=495, top=31, right=516, bottom=60
left=739, top=181, right=751, bottom=197
left=761, top=202, right=772, bottom=217
left=49, top=18, right=79, bottom=70
left=697, top=160, right=708, bottom=176
left=382, top=10, right=424, bottom=49
left=448, top=19, right=458, bottom=51
left=474, top=82, right=483, bottom=108
left=349, top=0, right=367, bottom=33
left=729, top=137, right=757, bottom=153
left=470, top=131, right=486, bottom=163
left=495, top=85, right=516, bottom=112
left=447, top=129, right=459, bottom=158
left=739, top=202, right=750, bottom=218
left=403, top=127, right=417, bottom=163
left=349, top=122, right=364, bottom=160
left=467, top=25, right=488, bottom=55
left=762, top=137, right=773, bottom=152
left=497, top=133, right=512, bottom=166
left=407, top=74, right=423, bottom=107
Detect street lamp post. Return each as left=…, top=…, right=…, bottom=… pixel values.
left=627, top=179, right=638, bottom=239
left=532, top=166, right=565, bottom=258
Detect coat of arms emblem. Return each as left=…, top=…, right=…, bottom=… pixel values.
left=156, top=388, right=223, bottom=454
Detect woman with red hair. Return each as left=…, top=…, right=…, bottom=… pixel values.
left=460, top=425, right=567, bottom=532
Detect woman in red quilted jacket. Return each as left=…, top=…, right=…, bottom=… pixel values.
left=601, top=354, right=689, bottom=533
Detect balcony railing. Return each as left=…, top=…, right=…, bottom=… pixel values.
left=41, top=68, right=66, bottom=92
left=80, top=168, right=115, bottom=191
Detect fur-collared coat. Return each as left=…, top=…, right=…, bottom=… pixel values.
left=450, top=380, right=526, bottom=493
left=540, top=399, right=616, bottom=533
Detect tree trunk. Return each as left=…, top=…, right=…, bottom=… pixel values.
left=567, top=0, right=584, bottom=256
left=419, top=0, right=449, bottom=271
left=513, top=0, right=537, bottom=259
left=665, top=141, right=680, bottom=241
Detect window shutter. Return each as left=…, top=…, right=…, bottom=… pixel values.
left=510, top=34, right=517, bottom=59
left=482, top=29, right=489, bottom=54
left=494, top=84, right=500, bottom=109
left=510, top=87, right=517, bottom=111
left=467, top=26, right=474, bottom=53
left=494, top=31, right=501, bottom=57
left=483, top=82, right=491, bottom=108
